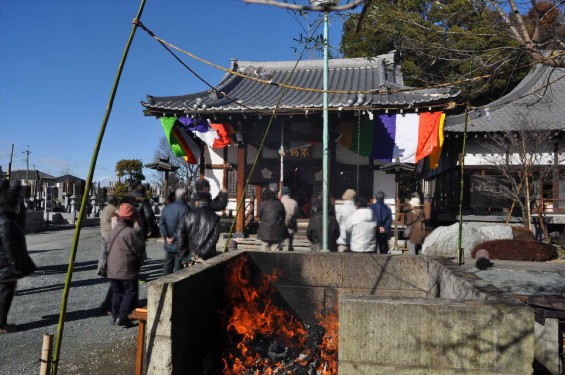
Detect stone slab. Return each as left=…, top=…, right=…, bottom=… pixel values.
left=339, top=296, right=533, bottom=373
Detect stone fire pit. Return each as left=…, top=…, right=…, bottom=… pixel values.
left=145, top=251, right=533, bottom=374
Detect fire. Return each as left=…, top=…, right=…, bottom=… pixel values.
left=222, top=256, right=338, bottom=374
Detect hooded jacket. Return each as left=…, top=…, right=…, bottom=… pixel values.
left=106, top=221, right=146, bottom=280
left=345, top=208, right=377, bottom=252
left=336, top=200, right=356, bottom=245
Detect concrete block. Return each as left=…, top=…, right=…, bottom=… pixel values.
left=247, top=252, right=343, bottom=287
left=275, top=285, right=326, bottom=325
left=339, top=287, right=428, bottom=299
left=342, top=254, right=429, bottom=292
left=339, top=296, right=534, bottom=374
left=534, top=318, right=561, bottom=375
left=339, top=362, right=506, bottom=375
left=146, top=335, right=173, bottom=375
left=496, top=304, right=534, bottom=372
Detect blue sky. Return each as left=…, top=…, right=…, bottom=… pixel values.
left=0, top=0, right=350, bottom=185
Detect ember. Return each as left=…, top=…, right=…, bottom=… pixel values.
left=222, top=256, right=338, bottom=374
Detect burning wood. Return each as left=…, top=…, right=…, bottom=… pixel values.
left=222, top=256, right=338, bottom=374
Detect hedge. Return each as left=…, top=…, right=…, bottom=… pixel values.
left=511, top=226, right=536, bottom=241
left=471, top=239, right=558, bottom=261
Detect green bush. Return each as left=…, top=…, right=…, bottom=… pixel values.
left=471, top=239, right=558, bottom=262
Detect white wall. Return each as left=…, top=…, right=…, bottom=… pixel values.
left=463, top=138, right=563, bottom=167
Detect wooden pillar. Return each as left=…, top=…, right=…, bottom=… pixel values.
left=235, top=143, right=247, bottom=234
left=164, top=171, right=169, bottom=197
left=199, top=143, right=205, bottom=181
left=255, top=185, right=262, bottom=220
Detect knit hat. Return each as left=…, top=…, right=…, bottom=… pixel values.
left=342, top=189, right=356, bottom=200
left=118, top=203, right=136, bottom=219
left=409, top=197, right=422, bottom=207
left=281, top=186, right=291, bottom=196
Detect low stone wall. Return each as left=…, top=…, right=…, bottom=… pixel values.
left=145, top=252, right=534, bottom=374
left=339, top=296, right=533, bottom=374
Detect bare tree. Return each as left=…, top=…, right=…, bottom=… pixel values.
left=243, top=0, right=365, bottom=12
left=490, top=0, right=565, bottom=67
left=475, top=117, right=562, bottom=232
left=148, top=137, right=200, bottom=191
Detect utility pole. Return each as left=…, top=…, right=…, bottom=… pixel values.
left=8, top=144, right=14, bottom=181
left=23, top=145, right=31, bottom=186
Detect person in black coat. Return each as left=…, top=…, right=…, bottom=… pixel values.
left=139, top=198, right=159, bottom=238
left=177, top=192, right=221, bottom=267
left=307, top=199, right=340, bottom=252
left=159, top=188, right=190, bottom=275
left=257, top=189, right=286, bottom=251
left=0, top=182, right=36, bottom=334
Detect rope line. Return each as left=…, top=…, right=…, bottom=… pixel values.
left=135, top=20, right=564, bottom=97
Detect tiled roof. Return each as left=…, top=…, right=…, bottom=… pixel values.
left=9, top=170, right=56, bottom=180
left=55, top=174, right=84, bottom=183
left=445, top=64, right=565, bottom=132
left=142, top=53, right=460, bottom=115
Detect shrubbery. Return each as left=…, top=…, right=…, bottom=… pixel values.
left=511, top=226, right=535, bottom=241
left=471, top=240, right=558, bottom=261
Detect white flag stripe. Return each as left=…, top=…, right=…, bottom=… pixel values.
left=393, top=113, right=419, bottom=163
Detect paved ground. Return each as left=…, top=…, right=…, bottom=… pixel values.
left=0, top=227, right=165, bottom=375
left=0, top=227, right=563, bottom=374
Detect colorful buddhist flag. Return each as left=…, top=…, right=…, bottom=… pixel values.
left=370, top=112, right=443, bottom=163
left=428, top=113, right=446, bottom=169
left=160, top=117, right=202, bottom=164
left=178, top=117, right=231, bottom=148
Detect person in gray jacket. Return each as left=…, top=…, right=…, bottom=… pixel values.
left=107, top=203, right=146, bottom=328
left=159, top=188, right=189, bottom=275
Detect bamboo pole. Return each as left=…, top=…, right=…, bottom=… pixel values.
left=50, top=2, right=146, bottom=374
left=456, top=108, right=469, bottom=266
left=40, top=333, right=53, bottom=375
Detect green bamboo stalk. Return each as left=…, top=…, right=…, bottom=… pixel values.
left=51, top=1, right=146, bottom=373
left=457, top=108, right=469, bottom=266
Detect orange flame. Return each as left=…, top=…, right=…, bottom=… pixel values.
left=222, top=256, right=338, bottom=374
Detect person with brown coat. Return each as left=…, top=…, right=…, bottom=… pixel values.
left=404, top=197, right=426, bottom=255
left=107, top=203, right=146, bottom=328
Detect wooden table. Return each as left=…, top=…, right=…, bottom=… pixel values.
left=129, top=307, right=148, bottom=375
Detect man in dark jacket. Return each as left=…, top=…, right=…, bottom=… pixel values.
left=177, top=192, right=221, bottom=267
left=139, top=198, right=159, bottom=238
left=257, top=189, right=286, bottom=251
left=159, top=188, right=190, bottom=276
left=370, top=191, right=392, bottom=254
left=307, top=200, right=340, bottom=252
left=0, top=182, right=35, bottom=334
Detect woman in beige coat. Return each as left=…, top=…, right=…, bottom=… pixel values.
left=404, top=197, right=426, bottom=255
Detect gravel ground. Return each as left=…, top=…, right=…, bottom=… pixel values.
left=0, top=227, right=164, bottom=375
left=464, top=259, right=565, bottom=296
left=0, top=227, right=563, bottom=374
